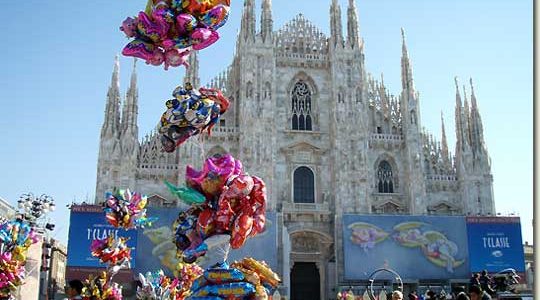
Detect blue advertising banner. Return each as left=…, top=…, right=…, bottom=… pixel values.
left=66, top=205, right=138, bottom=268
left=466, top=217, right=525, bottom=273
left=343, top=215, right=469, bottom=280
left=135, top=208, right=278, bottom=276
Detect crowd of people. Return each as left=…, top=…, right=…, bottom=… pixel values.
left=335, top=288, right=493, bottom=300
left=335, top=277, right=498, bottom=300
left=334, top=266, right=526, bottom=300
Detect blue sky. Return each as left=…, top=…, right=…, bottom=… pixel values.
left=0, top=0, right=532, bottom=245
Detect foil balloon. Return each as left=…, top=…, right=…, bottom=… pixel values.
left=0, top=219, right=39, bottom=255
left=165, top=181, right=206, bottom=205
left=171, top=154, right=268, bottom=264
left=137, top=264, right=203, bottom=300
left=187, top=258, right=280, bottom=299
left=120, top=16, right=138, bottom=37
left=0, top=218, right=40, bottom=299
left=158, top=84, right=230, bottom=153
left=120, top=0, right=230, bottom=69
left=199, top=5, right=229, bottom=30
left=81, top=271, right=123, bottom=300
left=164, top=48, right=191, bottom=70
left=185, top=154, right=241, bottom=197
left=121, top=39, right=157, bottom=62
left=104, top=189, right=155, bottom=229
left=179, top=0, right=231, bottom=16
left=176, top=13, right=198, bottom=35
left=90, top=236, right=132, bottom=267
left=190, top=28, right=219, bottom=50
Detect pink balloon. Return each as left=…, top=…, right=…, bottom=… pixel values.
left=164, top=49, right=190, bottom=70
left=199, top=4, right=230, bottom=30
left=175, top=13, right=198, bottom=35
left=122, top=39, right=156, bottom=61
left=137, top=11, right=168, bottom=43
left=120, top=16, right=138, bottom=37
left=147, top=49, right=165, bottom=66
left=190, top=28, right=219, bottom=50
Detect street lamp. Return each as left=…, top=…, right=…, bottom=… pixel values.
left=17, top=193, right=56, bottom=229
left=17, top=192, right=56, bottom=300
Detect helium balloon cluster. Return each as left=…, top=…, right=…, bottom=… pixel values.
left=186, top=258, right=280, bottom=299
left=159, top=83, right=230, bottom=153
left=120, top=0, right=231, bottom=69
left=104, top=189, right=156, bottom=229
left=91, top=236, right=132, bottom=267
left=137, top=264, right=203, bottom=300
left=81, top=271, right=123, bottom=300
left=0, top=218, right=40, bottom=298
left=168, top=154, right=267, bottom=264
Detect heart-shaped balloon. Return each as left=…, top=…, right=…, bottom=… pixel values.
left=147, top=48, right=166, bottom=66
left=137, top=11, right=169, bottom=43
left=122, top=39, right=156, bottom=61
left=120, top=16, right=138, bottom=37
left=190, top=28, right=219, bottom=50
left=199, top=4, right=230, bottom=30
left=164, top=49, right=190, bottom=70
left=179, top=0, right=230, bottom=16
left=175, top=13, right=198, bottom=35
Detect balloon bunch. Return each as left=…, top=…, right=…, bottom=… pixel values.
left=0, top=252, right=25, bottom=298
left=137, top=264, right=203, bottom=300
left=81, top=271, right=123, bottom=300
left=104, top=189, right=156, bottom=229
left=90, top=236, right=132, bottom=267
left=120, top=0, right=231, bottom=69
left=186, top=258, right=280, bottom=299
left=159, top=83, right=230, bottom=153
left=169, top=154, right=267, bottom=264
left=0, top=218, right=40, bottom=298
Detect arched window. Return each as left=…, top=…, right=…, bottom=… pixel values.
left=291, top=81, right=312, bottom=131
left=377, top=161, right=394, bottom=193
left=293, top=166, right=315, bottom=203
left=264, top=82, right=272, bottom=99
left=356, top=87, right=362, bottom=103
left=246, top=81, right=253, bottom=98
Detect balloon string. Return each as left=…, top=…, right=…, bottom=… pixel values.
left=197, top=135, right=206, bottom=161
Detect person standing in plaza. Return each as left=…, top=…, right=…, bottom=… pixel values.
left=64, top=280, right=84, bottom=300
left=469, top=285, right=491, bottom=300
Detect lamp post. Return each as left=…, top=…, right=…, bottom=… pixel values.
left=17, top=193, right=56, bottom=300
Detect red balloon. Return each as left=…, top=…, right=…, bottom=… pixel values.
left=231, top=213, right=253, bottom=249
left=197, top=208, right=215, bottom=237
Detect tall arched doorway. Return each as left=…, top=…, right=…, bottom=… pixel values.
left=289, top=230, right=334, bottom=300
left=291, top=262, right=320, bottom=300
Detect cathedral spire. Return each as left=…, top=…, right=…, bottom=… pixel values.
left=441, top=111, right=449, bottom=164
left=261, top=0, right=273, bottom=42
left=122, top=58, right=139, bottom=136
left=454, top=77, right=464, bottom=151
left=400, top=28, right=414, bottom=91
left=454, top=77, right=471, bottom=153
left=183, top=51, right=200, bottom=87
left=470, top=77, right=478, bottom=111
left=346, top=0, right=360, bottom=48
left=102, top=55, right=121, bottom=138
left=239, top=0, right=256, bottom=42
left=469, top=77, right=486, bottom=154
left=330, top=0, right=343, bottom=47
left=463, top=84, right=472, bottom=146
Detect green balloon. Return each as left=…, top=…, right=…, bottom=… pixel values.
left=164, top=181, right=206, bottom=205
